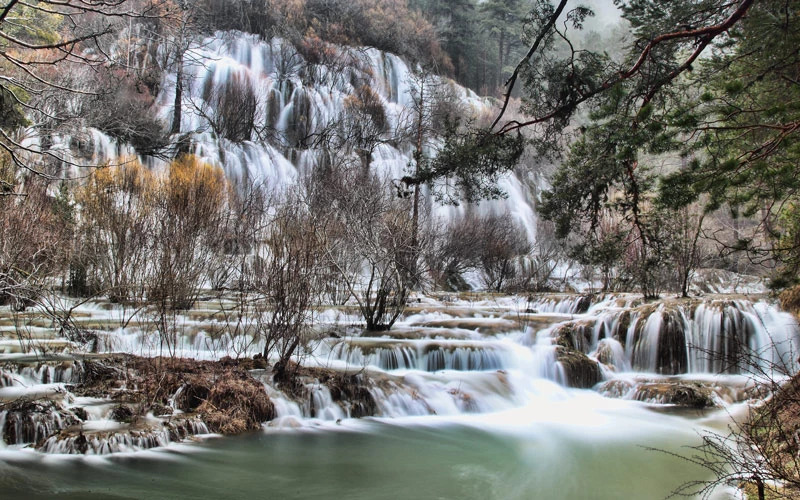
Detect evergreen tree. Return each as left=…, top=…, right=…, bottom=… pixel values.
left=479, top=0, right=529, bottom=93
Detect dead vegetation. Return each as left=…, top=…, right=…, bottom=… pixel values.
left=76, top=355, right=277, bottom=435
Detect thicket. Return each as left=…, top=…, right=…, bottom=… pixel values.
left=486, top=0, right=800, bottom=298
left=195, top=0, right=451, bottom=76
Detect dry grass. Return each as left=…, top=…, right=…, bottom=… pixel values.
left=198, top=378, right=275, bottom=434
left=780, top=285, right=800, bottom=318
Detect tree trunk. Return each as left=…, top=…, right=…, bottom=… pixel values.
left=170, top=48, right=184, bottom=135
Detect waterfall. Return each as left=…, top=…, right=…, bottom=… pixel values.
left=1, top=293, right=798, bottom=452
left=557, top=299, right=800, bottom=376
left=146, top=31, right=542, bottom=241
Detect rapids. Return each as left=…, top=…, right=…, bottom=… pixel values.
left=0, top=292, right=795, bottom=498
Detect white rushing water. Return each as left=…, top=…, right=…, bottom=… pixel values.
left=0, top=292, right=792, bottom=498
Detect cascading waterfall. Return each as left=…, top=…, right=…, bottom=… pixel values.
left=580, top=299, right=800, bottom=377
left=149, top=32, right=541, bottom=237
left=0, top=293, right=798, bottom=457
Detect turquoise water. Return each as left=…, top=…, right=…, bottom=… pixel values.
left=0, top=406, right=722, bottom=500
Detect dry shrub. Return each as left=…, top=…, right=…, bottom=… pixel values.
left=780, top=284, right=800, bottom=318
left=197, top=378, right=275, bottom=434
left=76, top=356, right=277, bottom=434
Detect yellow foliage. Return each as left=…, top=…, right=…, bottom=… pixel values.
left=164, top=154, right=226, bottom=222
left=79, top=158, right=155, bottom=212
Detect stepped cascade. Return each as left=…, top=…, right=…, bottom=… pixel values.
left=1, top=294, right=797, bottom=448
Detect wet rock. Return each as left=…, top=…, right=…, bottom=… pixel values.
left=554, top=320, right=597, bottom=352
left=556, top=347, right=602, bottom=389
left=2, top=399, right=77, bottom=445
left=594, top=341, right=616, bottom=367
left=631, top=383, right=715, bottom=408
left=110, top=404, right=135, bottom=423
left=612, top=310, right=631, bottom=345
left=0, top=369, right=14, bottom=387
left=273, top=362, right=379, bottom=419
left=37, top=417, right=209, bottom=454
left=596, top=379, right=634, bottom=399
left=150, top=403, right=173, bottom=417
left=575, top=295, right=593, bottom=314
left=72, top=407, right=89, bottom=421
left=322, top=373, right=378, bottom=418
left=654, top=311, right=688, bottom=375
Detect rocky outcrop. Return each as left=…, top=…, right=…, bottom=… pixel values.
left=556, top=347, right=603, bottom=389
left=631, top=382, right=714, bottom=408
left=37, top=417, right=209, bottom=455
left=2, top=399, right=78, bottom=445
left=273, top=363, right=379, bottom=419
left=554, top=320, right=598, bottom=352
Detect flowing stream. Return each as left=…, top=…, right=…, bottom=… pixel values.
left=0, top=412, right=721, bottom=500
left=2, top=293, right=795, bottom=498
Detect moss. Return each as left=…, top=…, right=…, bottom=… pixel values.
left=553, top=320, right=596, bottom=352
left=110, top=404, right=135, bottom=423
left=556, top=347, right=602, bottom=389
left=631, top=383, right=714, bottom=408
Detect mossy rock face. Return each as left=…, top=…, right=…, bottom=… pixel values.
left=575, top=295, right=593, bottom=314
left=655, top=311, right=688, bottom=375
left=150, top=403, right=173, bottom=417
left=631, top=383, right=715, bottom=408
left=554, top=320, right=596, bottom=352
left=110, top=404, right=135, bottom=423
left=2, top=399, right=78, bottom=445
left=319, top=373, right=377, bottom=418
left=594, top=341, right=616, bottom=367
left=556, top=347, right=602, bottom=389
left=273, top=362, right=379, bottom=419
left=612, top=310, right=631, bottom=345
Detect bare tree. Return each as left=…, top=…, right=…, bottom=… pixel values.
left=660, top=323, right=800, bottom=500
left=193, top=72, right=259, bottom=143
left=475, top=212, right=530, bottom=292
left=0, top=0, right=166, bottom=180
left=0, top=177, right=72, bottom=309
left=149, top=154, right=227, bottom=311
left=313, top=167, right=417, bottom=331
left=77, top=159, right=154, bottom=302
left=261, top=191, right=321, bottom=372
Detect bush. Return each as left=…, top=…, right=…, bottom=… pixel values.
left=197, top=378, right=276, bottom=434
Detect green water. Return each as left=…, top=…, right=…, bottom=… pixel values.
left=0, top=413, right=723, bottom=500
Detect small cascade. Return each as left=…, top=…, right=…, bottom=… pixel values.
left=592, top=338, right=630, bottom=372
left=1, top=292, right=798, bottom=457
left=1, top=400, right=77, bottom=445
left=546, top=299, right=800, bottom=377
left=0, top=361, right=84, bottom=386
left=527, top=295, right=595, bottom=314
left=323, top=340, right=508, bottom=372
left=38, top=418, right=210, bottom=455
